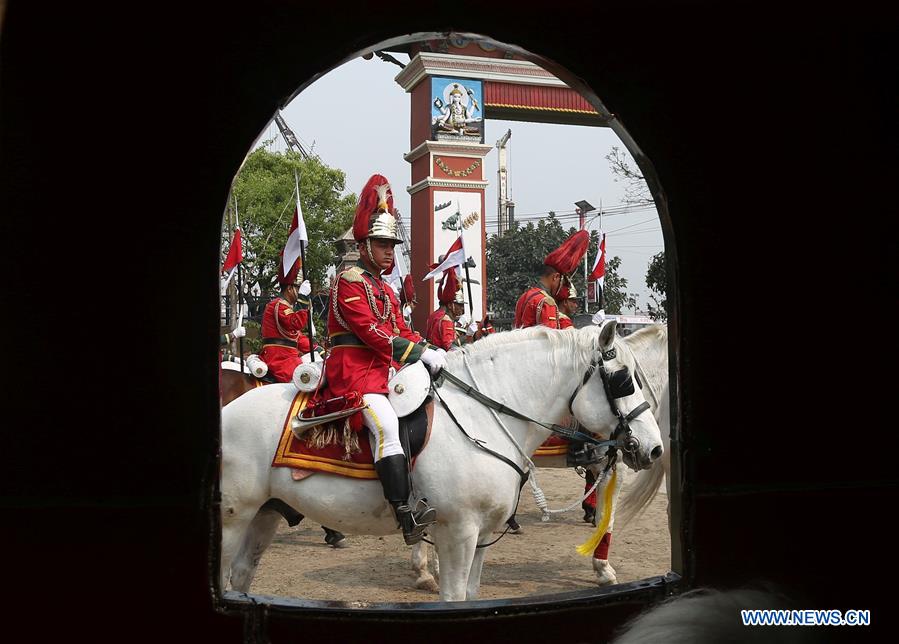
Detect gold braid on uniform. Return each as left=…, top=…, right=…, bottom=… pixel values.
left=331, top=270, right=393, bottom=330
left=362, top=277, right=392, bottom=323
left=330, top=280, right=351, bottom=331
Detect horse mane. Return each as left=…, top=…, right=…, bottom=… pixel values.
left=622, top=323, right=667, bottom=355
left=448, top=325, right=602, bottom=386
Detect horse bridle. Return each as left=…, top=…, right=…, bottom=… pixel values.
left=567, top=345, right=652, bottom=463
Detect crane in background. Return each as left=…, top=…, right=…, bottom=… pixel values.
left=274, top=111, right=310, bottom=159
left=496, top=129, right=514, bottom=236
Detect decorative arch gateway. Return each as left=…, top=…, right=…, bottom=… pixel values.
left=394, top=37, right=613, bottom=331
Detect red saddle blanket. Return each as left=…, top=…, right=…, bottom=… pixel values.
left=533, top=434, right=570, bottom=458
left=272, top=391, right=378, bottom=480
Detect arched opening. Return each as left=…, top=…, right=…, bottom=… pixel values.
left=215, top=29, right=681, bottom=618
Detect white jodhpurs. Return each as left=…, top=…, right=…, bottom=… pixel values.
left=362, top=393, right=403, bottom=462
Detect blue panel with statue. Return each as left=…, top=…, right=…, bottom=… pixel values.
left=430, top=77, right=484, bottom=143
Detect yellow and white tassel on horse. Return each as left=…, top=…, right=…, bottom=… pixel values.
left=576, top=467, right=618, bottom=556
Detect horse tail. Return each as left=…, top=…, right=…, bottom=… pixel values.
left=615, top=454, right=666, bottom=529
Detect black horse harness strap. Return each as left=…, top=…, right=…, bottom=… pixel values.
left=438, top=368, right=619, bottom=448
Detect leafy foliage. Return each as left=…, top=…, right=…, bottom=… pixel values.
left=645, top=251, right=668, bottom=321
left=222, top=145, right=356, bottom=317
left=485, top=213, right=637, bottom=319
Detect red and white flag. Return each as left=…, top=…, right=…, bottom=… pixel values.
left=423, top=235, right=466, bottom=281
left=221, top=228, right=243, bottom=286
left=282, top=173, right=309, bottom=277
left=588, top=232, right=606, bottom=286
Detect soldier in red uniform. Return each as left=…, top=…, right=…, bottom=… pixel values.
left=313, top=173, right=445, bottom=546
left=557, top=283, right=579, bottom=329
left=424, top=269, right=469, bottom=351
left=513, top=230, right=590, bottom=330
left=510, top=230, right=590, bottom=532
left=257, top=253, right=313, bottom=382
left=471, top=312, right=496, bottom=341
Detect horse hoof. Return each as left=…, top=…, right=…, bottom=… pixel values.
left=592, top=559, right=618, bottom=586
left=325, top=531, right=348, bottom=548
left=415, top=577, right=439, bottom=593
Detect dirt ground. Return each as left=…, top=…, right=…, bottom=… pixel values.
left=249, top=467, right=670, bottom=602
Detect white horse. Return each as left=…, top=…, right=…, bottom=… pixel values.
left=220, top=321, right=664, bottom=601
left=410, top=323, right=672, bottom=591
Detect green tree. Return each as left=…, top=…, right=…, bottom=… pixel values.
left=485, top=213, right=637, bottom=321
left=223, top=144, right=356, bottom=314
left=645, top=251, right=668, bottom=321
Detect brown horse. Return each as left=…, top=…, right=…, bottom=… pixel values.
left=219, top=366, right=265, bottom=407
left=218, top=363, right=347, bottom=548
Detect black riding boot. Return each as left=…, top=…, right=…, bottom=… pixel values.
left=374, top=454, right=437, bottom=545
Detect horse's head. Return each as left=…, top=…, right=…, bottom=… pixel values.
left=570, top=321, right=664, bottom=471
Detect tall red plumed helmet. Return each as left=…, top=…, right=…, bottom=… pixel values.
left=274, top=250, right=302, bottom=287
left=437, top=268, right=465, bottom=305
left=544, top=229, right=590, bottom=276
left=400, top=274, right=416, bottom=305
left=557, top=282, right=578, bottom=301
left=352, top=174, right=402, bottom=243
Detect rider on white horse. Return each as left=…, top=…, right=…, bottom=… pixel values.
left=308, top=173, right=446, bottom=546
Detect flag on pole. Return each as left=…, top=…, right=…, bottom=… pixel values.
left=588, top=232, right=606, bottom=285
left=423, top=236, right=466, bottom=281
left=221, top=228, right=243, bottom=286
left=282, top=173, right=309, bottom=277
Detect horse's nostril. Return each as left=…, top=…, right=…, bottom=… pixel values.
left=650, top=445, right=663, bottom=461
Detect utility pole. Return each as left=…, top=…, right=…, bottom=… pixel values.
left=575, top=200, right=596, bottom=314
left=274, top=111, right=310, bottom=159
left=496, top=129, right=514, bottom=236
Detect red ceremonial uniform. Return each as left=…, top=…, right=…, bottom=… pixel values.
left=514, top=287, right=560, bottom=329
left=558, top=312, right=574, bottom=329
left=258, top=297, right=310, bottom=382
left=425, top=306, right=461, bottom=351
left=320, top=261, right=428, bottom=399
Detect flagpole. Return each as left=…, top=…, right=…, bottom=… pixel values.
left=295, top=170, right=316, bottom=363
left=233, top=194, right=245, bottom=373
left=458, top=214, right=475, bottom=320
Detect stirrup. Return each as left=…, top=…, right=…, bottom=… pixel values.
left=398, top=500, right=437, bottom=545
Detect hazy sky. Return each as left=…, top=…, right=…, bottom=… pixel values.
left=252, top=53, right=663, bottom=311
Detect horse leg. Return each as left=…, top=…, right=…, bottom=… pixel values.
left=229, top=508, right=282, bottom=593
left=592, top=471, right=627, bottom=586
left=434, top=527, right=479, bottom=602
left=411, top=541, right=438, bottom=592
left=465, top=546, right=488, bottom=600
left=220, top=503, right=261, bottom=591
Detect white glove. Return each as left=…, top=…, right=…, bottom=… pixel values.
left=466, top=322, right=478, bottom=336
left=298, top=280, right=312, bottom=296
left=592, top=310, right=606, bottom=325
left=457, top=314, right=471, bottom=327
left=232, top=325, right=246, bottom=338
left=420, top=347, right=447, bottom=375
